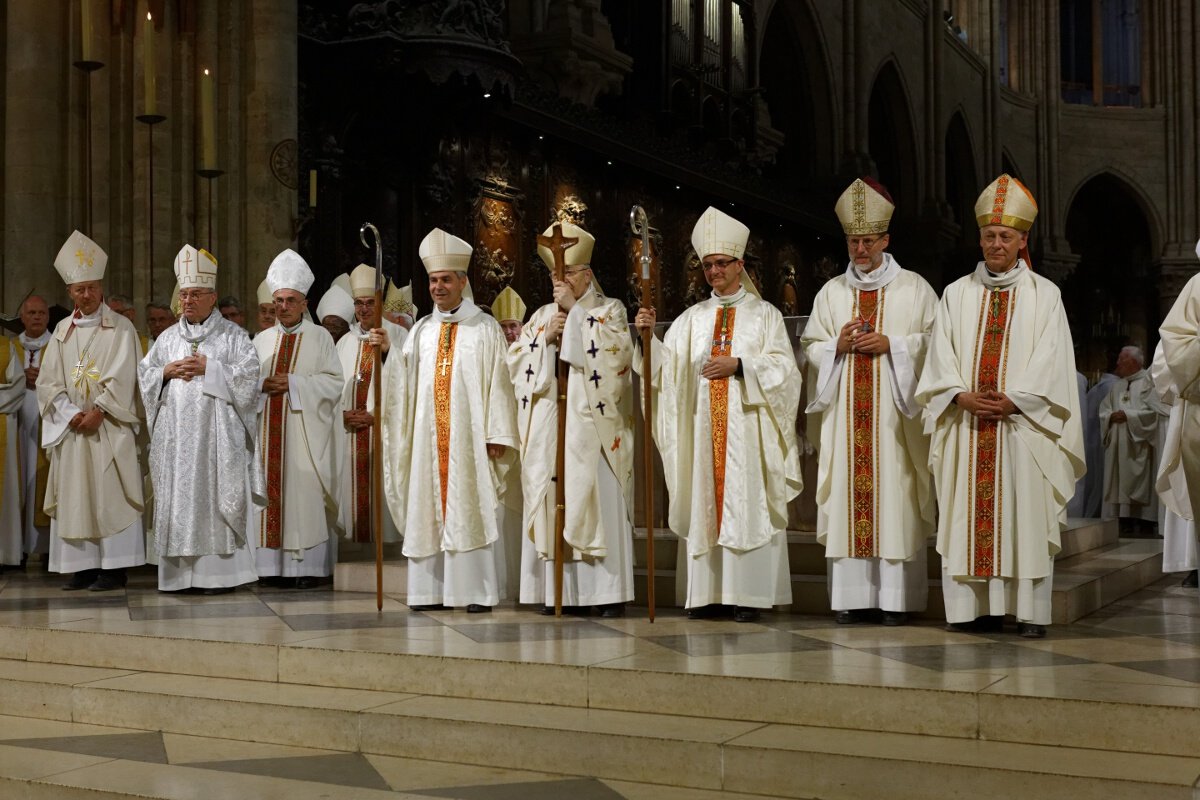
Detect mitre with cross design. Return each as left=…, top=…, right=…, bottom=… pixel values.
left=173, top=244, right=218, bottom=291
left=536, top=221, right=604, bottom=296
left=834, top=178, right=895, bottom=236
left=975, top=174, right=1038, bottom=231
left=53, top=230, right=108, bottom=285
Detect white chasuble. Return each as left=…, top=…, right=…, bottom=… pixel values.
left=641, top=289, right=802, bottom=608
left=0, top=340, right=25, bottom=564
left=917, top=264, right=1084, bottom=589
left=251, top=320, right=344, bottom=564
left=508, top=291, right=635, bottom=606
left=1160, top=270, right=1200, bottom=525
left=1099, top=369, right=1162, bottom=520
left=801, top=260, right=937, bottom=563
left=335, top=319, right=406, bottom=545
left=1150, top=343, right=1197, bottom=573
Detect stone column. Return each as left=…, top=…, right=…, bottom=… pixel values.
left=3, top=1, right=69, bottom=309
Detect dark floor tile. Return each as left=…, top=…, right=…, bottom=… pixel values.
left=865, top=641, right=1091, bottom=671
left=280, top=612, right=443, bottom=631
left=646, top=630, right=835, bottom=657
left=1111, top=658, right=1200, bottom=684
left=190, top=752, right=390, bottom=790
left=449, top=621, right=629, bottom=644
left=4, top=732, right=167, bottom=763
left=410, top=777, right=627, bottom=799
left=1090, top=614, right=1200, bottom=636
left=128, top=602, right=276, bottom=621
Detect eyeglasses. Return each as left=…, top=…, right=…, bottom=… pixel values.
left=701, top=258, right=739, bottom=271
left=178, top=290, right=214, bottom=301
left=353, top=299, right=376, bottom=309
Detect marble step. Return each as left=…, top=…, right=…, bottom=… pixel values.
left=0, top=657, right=1195, bottom=799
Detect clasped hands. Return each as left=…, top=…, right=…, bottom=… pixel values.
left=955, top=390, right=1018, bottom=420
left=836, top=320, right=889, bottom=356
left=68, top=407, right=106, bottom=434
left=261, top=374, right=290, bottom=396
left=164, top=355, right=207, bottom=382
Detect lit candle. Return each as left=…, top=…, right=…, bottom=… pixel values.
left=143, top=12, right=156, bottom=116
left=199, top=68, right=217, bottom=170
left=80, top=0, right=93, bottom=63
left=308, top=169, right=318, bottom=208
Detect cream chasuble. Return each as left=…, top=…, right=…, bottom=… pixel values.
left=381, top=300, right=518, bottom=560
left=335, top=319, right=406, bottom=545
left=508, top=291, right=635, bottom=606
left=916, top=263, right=1084, bottom=585
left=1150, top=343, right=1197, bottom=573
left=1160, top=268, right=1200, bottom=524
left=641, top=289, right=802, bottom=608
left=1099, top=369, right=1162, bottom=520
left=14, top=332, right=52, bottom=554
left=0, top=340, right=25, bottom=564
left=801, top=257, right=937, bottom=563
left=251, top=319, right=344, bottom=560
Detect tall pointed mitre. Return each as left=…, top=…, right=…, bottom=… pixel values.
left=266, top=249, right=315, bottom=296
left=173, top=244, right=219, bottom=290
left=316, top=282, right=354, bottom=325
left=349, top=264, right=380, bottom=298
left=834, top=177, right=895, bottom=235
left=53, top=230, right=108, bottom=285
left=691, top=206, right=749, bottom=261
left=537, top=221, right=603, bottom=294
left=418, top=228, right=473, bottom=273
left=256, top=279, right=273, bottom=306
left=974, top=174, right=1038, bottom=231
left=492, top=286, right=527, bottom=323
left=170, top=282, right=182, bottom=317
left=384, top=280, right=417, bottom=318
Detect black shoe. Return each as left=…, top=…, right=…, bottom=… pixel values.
left=202, top=586, right=236, bottom=596
left=945, top=620, right=978, bottom=633
left=88, top=570, right=126, bottom=592
left=466, top=604, right=492, bottom=613
left=597, top=603, right=625, bottom=619
left=63, top=569, right=99, bottom=590
left=733, top=606, right=761, bottom=623
left=976, top=615, right=1005, bottom=633
left=408, top=603, right=443, bottom=612
left=881, top=611, right=908, bottom=627
left=1183, top=570, right=1199, bottom=588
left=1017, top=622, right=1046, bottom=639
left=686, top=604, right=721, bottom=620
left=538, top=605, right=556, bottom=616
left=836, top=609, right=872, bottom=625
left=295, top=576, right=322, bottom=590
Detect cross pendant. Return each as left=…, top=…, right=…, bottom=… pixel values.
left=438, top=358, right=453, bottom=376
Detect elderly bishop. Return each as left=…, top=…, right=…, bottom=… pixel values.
left=251, top=250, right=344, bottom=588
left=37, top=231, right=146, bottom=590
left=382, top=229, right=518, bottom=612
left=634, top=208, right=803, bottom=623
left=1099, top=345, right=1162, bottom=531
left=508, top=224, right=635, bottom=616
left=801, top=178, right=937, bottom=625
left=138, top=246, right=261, bottom=593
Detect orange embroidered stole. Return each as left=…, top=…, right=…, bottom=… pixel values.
left=434, top=322, right=458, bottom=518
left=709, top=305, right=735, bottom=535
left=848, top=288, right=883, bottom=558
left=260, top=331, right=302, bottom=548
left=969, top=288, right=1015, bottom=577
left=350, top=341, right=374, bottom=543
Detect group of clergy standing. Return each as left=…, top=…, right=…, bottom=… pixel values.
left=7, top=168, right=1200, bottom=641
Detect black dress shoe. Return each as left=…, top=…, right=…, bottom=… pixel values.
left=944, top=621, right=976, bottom=633
left=466, top=604, right=492, bottom=613
left=408, top=603, right=443, bottom=612
left=63, top=569, right=99, bottom=591
left=733, top=606, right=761, bottom=623
left=836, top=609, right=869, bottom=625
left=295, top=576, right=322, bottom=590
left=597, top=603, right=625, bottom=618
left=1017, top=622, right=1046, bottom=639
left=686, top=604, right=720, bottom=620
left=1183, top=570, right=1199, bottom=588
left=881, top=611, right=908, bottom=627
left=88, top=571, right=125, bottom=592
left=538, top=605, right=556, bottom=615
left=202, top=586, right=236, bottom=596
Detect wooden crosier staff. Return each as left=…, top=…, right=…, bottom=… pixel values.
left=629, top=206, right=657, bottom=622
left=536, top=222, right=579, bottom=618
left=360, top=222, right=386, bottom=612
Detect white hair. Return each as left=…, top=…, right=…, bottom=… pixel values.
left=1120, top=345, right=1145, bottom=366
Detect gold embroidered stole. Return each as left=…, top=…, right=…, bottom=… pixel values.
left=13, top=341, right=50, bottom=526
left=260, top=331, right=302, bottom=548
left=848, top=288, right=884, bottom=558
left=434, top=322, right=459, bottom=519
left=350, top=341, right=375, bottom=543
left=709, top=305, right=735, bottom=536
left=968, top=287, right=1016, bottom=577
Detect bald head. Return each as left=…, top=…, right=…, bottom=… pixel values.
left=19, top=295, right=49, bottom=338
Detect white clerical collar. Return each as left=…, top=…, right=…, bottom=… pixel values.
left=279, top=320, right=304, bottom=335
left=845, top=252, right=901, bottom=291
left=433, top=297, right=480, bottom=324
left=72, top=307, right=103, bottom=328
left=975, top=259, right=1027, bottom=288
left=711, top=286, right=747, bottom=307
left=19, top=330, right=51, bottom=350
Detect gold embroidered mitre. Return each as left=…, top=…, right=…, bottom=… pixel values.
left=53, top=230, right=108, bottom=285
left=975, top=174, right=1038, bottom=231
left=492, top=286, right=527, bottom=323
left=834, top=178, right=895, bottom=235
left=384, top=280, right=417, bottom=318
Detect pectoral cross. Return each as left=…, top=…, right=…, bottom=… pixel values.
left=587, top=340, right=598, bottom=358
left=713, top=307, right=733, bottom=350
left=438, top=356, right=453, bottom=376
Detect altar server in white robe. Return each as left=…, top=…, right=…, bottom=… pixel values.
left=336, top=264, right=407, bottom=549
left=14, top=296, right=53, bottom=557
left=634, top=207, right=803, bottom=623
left=138, top=246, right=261, bottom=593
left=37, top=230, right=146, bottom=590
left=382, top=228, right=518, bottom=612
left=1100, top=345, right=1162, bottom=530
left=1150, top=341, right=1197, bottom=587
left=250, top=249, right=344, bottom=588
left=493, top=285, right=527, bottom=599
left=0, top=336, right=25, bottom=568
left=509, top=224, right=635, bottom=617
left=802, top=178, right=936, bottom=625
left=916, top=175, right=1084, bottom=638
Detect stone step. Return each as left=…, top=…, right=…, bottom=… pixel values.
left=0, top=654, right=1195, bottom=799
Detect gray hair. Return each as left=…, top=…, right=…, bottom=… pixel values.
left=218, top=295, right=244, bottom=310
left=108, top=293, right=132, bottom=306
left=1120, top=345, right=1145, bottom=366
left=145, top=301, right=173, bottom=314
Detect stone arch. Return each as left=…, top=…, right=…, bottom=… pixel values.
left=1063, top=167, right=1163, bottom=256
left=867, top=59, right=921, bottom=222
left=945, top=109, right=979, bottom=235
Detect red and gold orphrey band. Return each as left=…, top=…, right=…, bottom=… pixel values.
left=968, top=288, right=1015, bottom=577
left=848, top=289, right=883, bottom=558
left=351, top=342, right=375, bottom=543
left=709, top=306, right=735, bottom=536
left=261, top=331, right=302, bottom=549
left=434, top=322, right=459, bottom=518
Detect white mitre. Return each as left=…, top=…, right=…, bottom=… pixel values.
left=316, top=282, right=354, bottom=325
left=173, top=244, right=218, bottom=290
left=691, top=206, right=749, bottom=261
left=419, top=228, right=474, bottom=301
left=266, top=248, right=315, bottom=296
left=256, top=279, right=273, bottom=306
left=349, top=263, right=382, bottom=298
left=537, top=221, right=603, bottom=294
left=53, top=230, right=108, bottom=285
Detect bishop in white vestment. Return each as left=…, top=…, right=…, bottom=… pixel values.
left=635, top=207, right=803, bottom=623
left=1159, top=239, right=1200, bottom=559
left=250, top=250, right=344, bottom=586
left=802, top=178, right=936, bottom=624
left=139, top=246, right=261, bottom=592
left=509, top=223, right=635, bottom=616
left=916, top=176, right=1084, bottom=637
left=1149, top=342, right=1198, bottom=586
left=1100, top=346, right=1162, bottom=528
left=37, top=231, right=146, bottom=590
left=382, top=228, right=518, bottom=612
left=14, top=296, right=53, bottom=558
left=0, top=337, right=25, bottom=567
